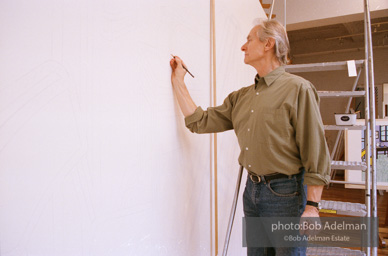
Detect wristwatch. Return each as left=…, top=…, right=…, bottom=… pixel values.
left=306, top=200, right=320, bottom=210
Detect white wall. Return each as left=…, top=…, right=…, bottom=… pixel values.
left=269, top=0, right=388, bottom=30
left=0, top=0, right=265, bottom=255
left=0, top=1, right=213, bottom=255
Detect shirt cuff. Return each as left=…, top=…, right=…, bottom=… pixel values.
left=303, top=172, right=331, bottom=186
left=184, top=107, right=204, bottom=127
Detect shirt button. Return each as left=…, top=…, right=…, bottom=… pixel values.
left=251, top=110, right=254, bottom=113
left=248, top=165, right=252, bottom=168
left=247, top=128, right=250, bottom=132
left=256, top=92, right=259, bottom=95
left=246, top=147, right=249, bottom=150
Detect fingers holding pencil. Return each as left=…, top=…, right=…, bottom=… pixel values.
left=170, top=55, right=183, bottom=70
left=170, top=55, right=186, bottom=80
left=170, top=54, right=194, bottom=78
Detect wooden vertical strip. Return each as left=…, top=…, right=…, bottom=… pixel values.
left=210, top=0, right=218, bottom=255
left=284, top=0, right=286, bottom=30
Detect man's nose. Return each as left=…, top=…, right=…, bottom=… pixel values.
left=241, top=44, right=246, bottom=51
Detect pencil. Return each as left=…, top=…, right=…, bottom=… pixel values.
left=171, top=54, right=195, bottom=78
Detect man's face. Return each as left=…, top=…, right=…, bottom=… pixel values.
left=241, top=26, right=266, bottom=65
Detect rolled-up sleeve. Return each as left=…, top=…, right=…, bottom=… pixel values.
left=185, top=92, right=236, bottom=134
left=292, top=84, right=331, bottom=185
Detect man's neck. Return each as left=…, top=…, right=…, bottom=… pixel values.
left=253, top=58, right=281, bottom=78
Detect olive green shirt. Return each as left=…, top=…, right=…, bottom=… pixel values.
left=185, top=66, right=331, bottom=185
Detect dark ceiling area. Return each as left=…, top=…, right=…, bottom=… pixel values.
left=287, top=16, right=388, bottom=59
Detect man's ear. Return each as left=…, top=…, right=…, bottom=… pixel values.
left=265, top=38, right=276, bottom=52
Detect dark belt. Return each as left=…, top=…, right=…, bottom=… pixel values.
left=248, top=172, right=293, bottom=183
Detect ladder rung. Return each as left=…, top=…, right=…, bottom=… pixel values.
left=331, top=161, right=367, bottom=171
left=307, top=246, right=366, bottom=255
left=318, top=91, right=365, bottom=97
left=284, top=60, right=364, bottom=73
left=319, top=200, right=367, bottom=217
left=324, top=125, right=365, bottom=130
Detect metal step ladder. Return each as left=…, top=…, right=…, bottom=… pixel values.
left=284, top=56, right=376, bottom=255
left=290, top=1, right=377, bottom=255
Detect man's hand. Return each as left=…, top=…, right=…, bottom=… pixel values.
left=301, top=205, right=319, bottom=218
left=170, top=56, right=187, bottom=82
left=300, top=206, right=321, bottom=236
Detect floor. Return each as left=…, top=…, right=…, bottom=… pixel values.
left=321, top=183, right=388, bottom=255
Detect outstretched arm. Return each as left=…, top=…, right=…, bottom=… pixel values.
left=170, top=56, right=197, bottom=117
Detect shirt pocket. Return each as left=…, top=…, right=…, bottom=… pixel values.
left=256, top=108, right=293, bottom=144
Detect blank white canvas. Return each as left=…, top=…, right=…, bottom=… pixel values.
left=0, top=0, right=212, bottom=255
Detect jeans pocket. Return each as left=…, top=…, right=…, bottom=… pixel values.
left=266, top=178, right=299, bottom=197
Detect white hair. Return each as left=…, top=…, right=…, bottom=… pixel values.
left=253, top=19, right=290, bottom=65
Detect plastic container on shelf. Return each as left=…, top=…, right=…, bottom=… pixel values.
left=335, top=113, right=357, bottom=125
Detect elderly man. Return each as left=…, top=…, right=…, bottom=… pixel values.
left=170, top=19, right=331, bottom=256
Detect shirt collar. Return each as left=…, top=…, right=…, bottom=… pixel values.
left=254, top=66, right=285, bottom=89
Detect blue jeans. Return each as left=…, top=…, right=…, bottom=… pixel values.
left=243, top=169, right=307, bottom=256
